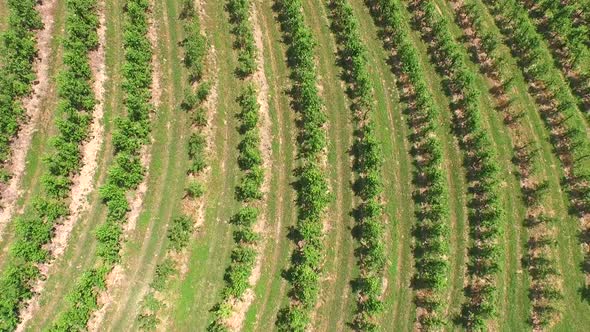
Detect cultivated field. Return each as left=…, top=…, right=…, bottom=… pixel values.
left=0, top=0, right=589, bottom=331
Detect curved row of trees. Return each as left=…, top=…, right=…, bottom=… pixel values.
left=453, top=1, right=564, bottom=327
left=0, top=0, right=43, bottom=182
left=273, top=0, right=331, bottom=330
left=521, top=0, right=590, bottom=111
left=414, top=1, right=506, bottom=329
left=0, top=0, right=99, bottom=330
left=136, top=1, right=210, bottom=329
left=47, top=0, right=153, bottom=329
left=483, top=0, right=590, bottom=302
left=364, top=0, right=453, bottom=329
left=327, top=1, right=387, bottom=330
left=208, top=0, right=264, bottom=329
left=455, top=0, right=515, bottom=98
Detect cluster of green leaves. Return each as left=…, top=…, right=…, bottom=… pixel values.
left=525, top=0, right=590, bottom=109
left=328, top=1, right=389, bottom=331
left=226, top=0, right=257, bottom=77
left=181, top=0, right=207, bottom=82
left=484, top=0, right=590, bottom=301
left=416, top=1, right=505, bottom=329
left=136, top=2, right=209, bottom=330
left=0, top=0, right=43, bottom=180
left=137, top=292, right=164, bottom=331
left=167, top=215, right=194, bottom=251
left=364, top=0, right=453, bottom=329
left=208, top=2, right=263, bottom=329
left=49, top=0, right=153, bottom=329
left=274, top=1, right=330, bottom=331
left=0, top=0, right=99, bottom=330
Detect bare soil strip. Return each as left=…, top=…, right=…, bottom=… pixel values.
left=15, top=0, right=108, bottom=330
left=0, top=0, right=58, bottom=238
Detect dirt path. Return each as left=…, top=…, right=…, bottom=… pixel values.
left=0, top=0, right=58, bottom=239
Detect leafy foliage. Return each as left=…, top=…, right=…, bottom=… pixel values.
left=328, top=1, right=389, bottom=329
left=0, top=0, right=99, bottom=329
left=49, top=0, right=154, bottom=328
left=272, top=1, right=330, bottom=330
left=406, top=0, right=506, bottom=329
left=484, top=0, right=590, bottom=305
left=0, top=0, right=43, bottom=176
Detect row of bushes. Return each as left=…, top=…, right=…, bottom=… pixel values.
left=274, top=0, right=331, bottom=331
left=456, top=1, right=515, bottom=93
left=516, top=143, right=563, bottom=328
left=0, top=0, right=99, bottom=330
left=483, top=0, right=590, bottom=301
left=48, top=0, right=153, bottom=329
left=523, top=0, right=590, bottom=109
left=364, top=0, right=453, bottom=329
left=209, top=1, right=265, bottom=329
left=136, top=1, right=210, bottom=330
left=0, top=0, right=43, bottom=181
left=454, top=1, right=564, bottom=327
left=415, top=1, right=506, bottom=329
left=328, top=1, right=387, bottom=331
left=209, top=86, right=263, bottom=331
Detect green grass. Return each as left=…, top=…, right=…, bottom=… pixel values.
left=0, top=0, right=7, bottom=31
left=165, top=0, right=243, bottom=329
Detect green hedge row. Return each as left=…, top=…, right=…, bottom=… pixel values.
left=364, top=0, right=454, bottom=328
left=0, top=0, right=98, bottom=330
left=0, top=0, right=43, bottom=181
left=415, top=1, right=505, bottom=329
left=208, top=1, right=263, bottom=329
left=226, top=0, right=257, bottom=77
left=48, top=0, right=153, bottom=329
left=274, top=0, right=330, bottom=331
left=328, top=1, right=389, bottom=331
left=484, top=0, right=590, bottom=302
left=524, top=0, right=590, bottom=109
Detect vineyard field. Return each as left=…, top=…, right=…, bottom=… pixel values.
left=0, top=0, right=589, bottom=331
